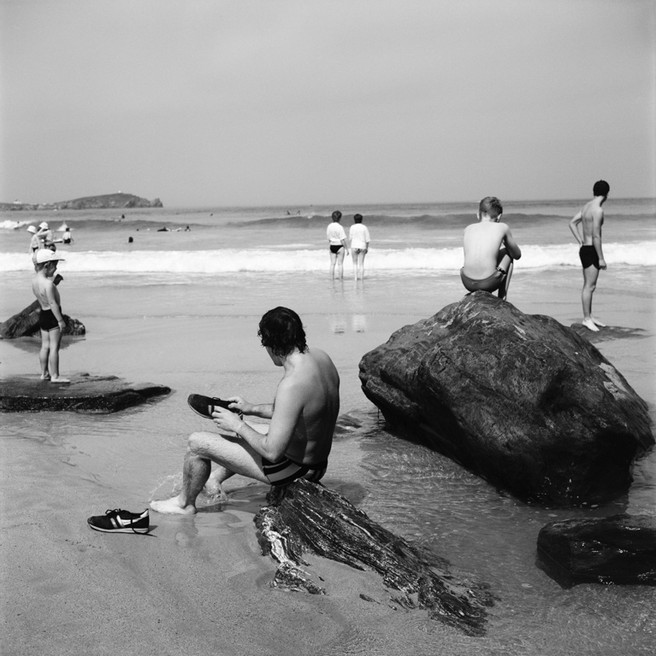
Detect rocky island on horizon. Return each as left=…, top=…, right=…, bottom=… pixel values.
left=0, top=192, right=163, bottom=211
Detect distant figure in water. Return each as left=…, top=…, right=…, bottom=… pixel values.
left=184, top=225, right=190, bottom=232
left=62, top=226, right=72, bottom=244
left=151, top=307, right=340, bottom=514
left=326, top=210, right=349, bottom=280
left=349, top=213, right=370, bottom=281
left=461, top=196, right=522, bottom=301
left=37, top=221, right=55, bottom=249
left=128, top=236, right=134, bottom=244
left=569, top=180, right=610, bottom=332
left=31, top=250, right=69, bottom=383
left=27, top=226, right=40, bottom=252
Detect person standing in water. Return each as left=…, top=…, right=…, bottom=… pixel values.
left=27, top=226, right=41, bottom=252
left=461, top=196, right=522, bottom=300
left=31, top=250, right=69, bottom=383
left=568, top=180, right=610, bottom=332
left=326, top=210, right=349, bottom=279
left=349, top=213, right=370, bottom=280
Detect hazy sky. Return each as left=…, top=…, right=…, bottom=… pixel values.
left=1, top=0, right=654, bottom=207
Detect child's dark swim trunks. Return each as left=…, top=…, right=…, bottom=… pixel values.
left=38, top=308, right=59, bottom=331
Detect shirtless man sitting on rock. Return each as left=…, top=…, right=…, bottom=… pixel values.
left=461, top=196, right=522, bottom=301
left=151, top=306, right=340, bottom=514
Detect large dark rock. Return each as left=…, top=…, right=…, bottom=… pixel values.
left=0, top=373, right=170, bottom=412
left=537, top=514, right=656, bottom=587
left=359, top=292, right=653, bottom=507
left=254, top=480, right=495, bottom=636
left=0, top=299, right=85, bottom=338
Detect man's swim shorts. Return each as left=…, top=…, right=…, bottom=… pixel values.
left=460, top=268, right=505, bottom=293
left=261, top=456, right=328, bottom=486
left=329, top=245, right=343, bottom=254
left=579, top=245, right=600, bottom=269
left=38, top=308, right=60, bottom=331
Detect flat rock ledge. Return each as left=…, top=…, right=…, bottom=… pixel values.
left=537, top=514, right=656, bottom=587
left=254, top=479, right=495, bottom=636
left=0, top=373, right=171, bottom=413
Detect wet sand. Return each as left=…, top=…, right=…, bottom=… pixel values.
left=1, top=267, right=654, bottom=655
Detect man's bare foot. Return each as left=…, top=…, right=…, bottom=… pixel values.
left=40, top=373, right=51, bottom=381
left=50, top=377, right=71, bottom=383
left=591, top=317, right=606, bottom=327
left=150, top=496, right=196, bottom=515
left=582, top=318, right=600, bottom=332
left=203, top=475, right=226, bottom=499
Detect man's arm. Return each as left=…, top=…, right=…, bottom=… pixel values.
left=592, top=210, right=606, bottom=269
left=503, top=227, right=522, bottom=260
left=569, top=211, right=583, bottom=244
left=227, top=396, right=273, bottom=419
left=215, top=381, right=304, bottom=461
left=44, top=282, right=65, bottom=328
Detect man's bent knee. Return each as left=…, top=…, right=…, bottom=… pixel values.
left=187, top=431, right=215, bottom=455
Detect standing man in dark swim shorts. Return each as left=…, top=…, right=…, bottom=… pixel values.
left=461, top=196, right=522, bottom=300
left=31, top=250, right=69, bottom=383
left=151, top=307, right=341, bottom=514
left=326, top=210, right=349, bottom=280
left=569, top=180, right=609, bottom=332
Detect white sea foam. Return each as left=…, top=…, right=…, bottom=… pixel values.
left=2, top=242, right=654, bottom=273
left=0, top=219, right=29, bottom=230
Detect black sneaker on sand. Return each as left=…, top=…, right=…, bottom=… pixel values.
left=187, top=394, right=242, bottom=419
left=87, top=509, right=150, bottom=534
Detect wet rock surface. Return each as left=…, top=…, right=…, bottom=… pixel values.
left=254, top=479, right=495, bottom=636
left=0, top=373, right=170, bottom=413
left=537, top=514, right=656, bottom=587
left=359, top=292, right=654, bottom=506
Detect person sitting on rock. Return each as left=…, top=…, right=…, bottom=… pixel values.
left=460, top=196, right=522, bottom=300
left=150, top=306, right=341, bottom=514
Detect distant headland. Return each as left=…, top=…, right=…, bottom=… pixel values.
left=0, top=193, right=163, bottom=211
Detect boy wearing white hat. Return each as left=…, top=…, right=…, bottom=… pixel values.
left=31, top=250, right=69, bottom=383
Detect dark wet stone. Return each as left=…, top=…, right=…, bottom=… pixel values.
left=0, top=275, right=85, bottom=339
left=537, top=514, right=656, bottom=587
left=0, top=373, right=170, bottom=413
left=254, top=479, right=495, bottom=636
left=358, top=292, right=654, bottom=507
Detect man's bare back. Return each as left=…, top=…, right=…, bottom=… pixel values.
left=576, top=199, right=605, bottom=246
left=463, top=221, right=517, bottom=279
left=266, top=347, right=339, bottom=465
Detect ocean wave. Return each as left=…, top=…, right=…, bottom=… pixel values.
left=0, top=219, right=30, bottom=230
left=2, top=242, right=654, bottom=273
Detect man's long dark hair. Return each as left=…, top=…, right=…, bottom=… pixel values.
left=258, top=307, right=308, bottom=357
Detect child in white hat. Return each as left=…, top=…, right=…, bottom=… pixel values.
left=31, top=250, right=69, bottom=383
